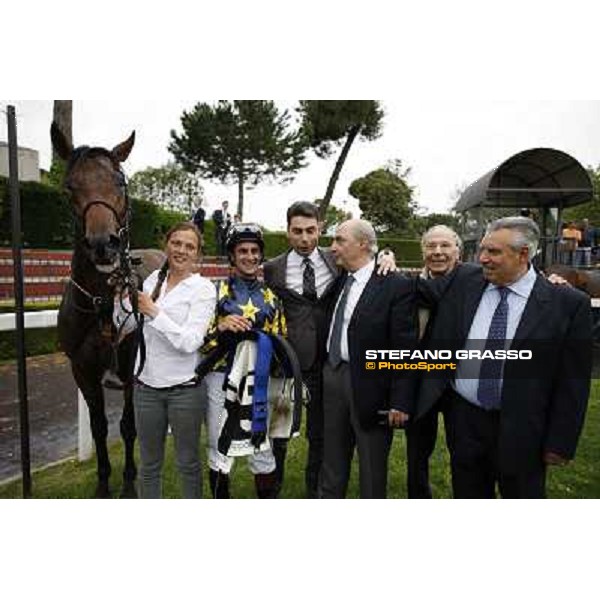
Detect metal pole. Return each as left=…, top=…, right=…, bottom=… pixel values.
left=7, top=105, right=32, bottom=498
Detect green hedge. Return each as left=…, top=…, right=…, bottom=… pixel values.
left=0, top=176, right=421, bottom=263
left=0, top=176, right=188, bottom=250
left=0, top=177, right=72, bottom=247
left=261, top=233, right=421, bottom=265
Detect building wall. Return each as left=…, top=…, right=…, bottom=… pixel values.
left=0, top=143, right=41, bottom=182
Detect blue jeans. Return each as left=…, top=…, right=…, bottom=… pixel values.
left=134, top=383, right=204, bottom=499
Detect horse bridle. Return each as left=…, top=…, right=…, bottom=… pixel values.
left=68, top=147, right=131, bottom=245
left=64, top=145, right=146, bottom=377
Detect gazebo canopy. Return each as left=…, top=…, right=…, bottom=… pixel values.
left=454, top=148, right=593, bottom=212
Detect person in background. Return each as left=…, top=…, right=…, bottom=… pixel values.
left=561, top=221, right=581, bottom=266
left=192, top=200, right=206, bottom=235
left=114, top=222, right=216, bottom=498
left=212, top=200, right=232, bottom=256
left=233, top=213, right=242, bottom=224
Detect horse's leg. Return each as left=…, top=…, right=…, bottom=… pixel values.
left=119, top=381, right=137, bottom=498
left=73, top=366, right=112, bottom=498
left=117, top=335, right=137, bottom=498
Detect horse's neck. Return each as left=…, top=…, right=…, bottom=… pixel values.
left=71, top=241, right=113, bottom=295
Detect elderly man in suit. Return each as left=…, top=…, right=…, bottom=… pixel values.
left=406, top=225, right=462, bottom=498
left=418, top=216, right=592, bottom=498
left=320, top=219, right=417, bottom=499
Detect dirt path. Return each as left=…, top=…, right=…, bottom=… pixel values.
left=0, top=353, right=124, bottom=482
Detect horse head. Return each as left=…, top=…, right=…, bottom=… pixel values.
left=51, top=122, right=135, bottom=273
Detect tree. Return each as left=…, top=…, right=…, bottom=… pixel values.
left=414, top=212, right=461, bottom=235
left=45, top=100, right=73, bottom=187
left=563, top=165, right=600, bottom=226
left=298, top=100, right=384, bottom=221
left=349, top=160, right=418, bottom=236
left=313, top=198, right=352, bottom=233
left=129, top=162, right=204, bottom=214
left=169, top=100, right=306, bottom=218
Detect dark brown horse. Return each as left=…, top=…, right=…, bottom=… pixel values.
left=51, top=122, right=161, bottom=498
left=546, top=264, right=600, bottom=298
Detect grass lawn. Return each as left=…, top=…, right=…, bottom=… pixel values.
left=1, top=381, right=598, bottom=499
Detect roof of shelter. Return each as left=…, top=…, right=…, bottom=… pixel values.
left=454, top=148, right=594, bottom=212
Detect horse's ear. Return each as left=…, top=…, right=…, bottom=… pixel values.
left=112, top=131, right=135, bottom=163
left=50, top=121, right=73, bottom=161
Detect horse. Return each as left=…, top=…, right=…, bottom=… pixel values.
left=545, top=264, right=600, bottom=298
left=51, top=122, right=162, bottom=498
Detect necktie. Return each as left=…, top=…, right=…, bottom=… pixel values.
left=477, top=287, right=510, bottom=410
left=328, top=275, right=355, bottom=368
left=303, top=257, right=317, bottom=301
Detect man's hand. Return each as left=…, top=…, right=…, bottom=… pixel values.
left=544, top=451, right=570, bottom=466
left=388, top=409, right=409, bottom=428
left=217, top=314, right=252, bottom=333
left=377, top=251, right=397, bottom=276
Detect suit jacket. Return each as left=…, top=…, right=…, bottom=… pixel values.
left=263, top=247, right=338, bottom=371
left=212, top=209, right=231, bottom=230
left=418, top=263, right=592, bottom=473
left=322, top=269, right=418, bottom=429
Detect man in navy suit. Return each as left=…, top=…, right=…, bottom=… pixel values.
left=417, top=217, right=592, bottom=498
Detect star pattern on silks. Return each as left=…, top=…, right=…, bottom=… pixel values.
left=218, top=281, right=230, bottom=301
left=262, top=287, right=276, bottom=307
left=239, top=298, right=260, bottom=322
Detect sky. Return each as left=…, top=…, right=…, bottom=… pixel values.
left=2, top=99, right=600, bottom=231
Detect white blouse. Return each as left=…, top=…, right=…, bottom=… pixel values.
left=114, top=270, right=216, bottom=388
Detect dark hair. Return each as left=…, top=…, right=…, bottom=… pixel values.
left=151, top=222, right=202, bottom=301
left=286, top=201, right=320, bottom=227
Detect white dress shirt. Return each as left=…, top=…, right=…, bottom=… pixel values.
left=455, top=266, right=537, bottom=404
left=286, top=248, right=334, bottom=299
left=326, top=259, right=375, bottom=362
left=114, top=270, right=216, bottom=388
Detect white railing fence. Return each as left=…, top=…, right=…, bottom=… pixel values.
left=0, top=309, right=93, bottom=461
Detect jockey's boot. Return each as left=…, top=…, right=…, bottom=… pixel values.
left=209, top=469, right=230, bottom=499
left=271, top=438, right=288, bottom=496
left=255, top=471, right=279, bottom=499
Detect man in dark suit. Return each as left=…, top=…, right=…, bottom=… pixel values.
left=263, top=202, right=338, bottom=497
left=405, top=225, right=461, bottom=498
left=418, top=216, right=592, bottom=498
left=212, top=200, right=232, bottom=256
left=192, top=200, right=206, bottom=234
left=320, top=219, right=416, bottom=499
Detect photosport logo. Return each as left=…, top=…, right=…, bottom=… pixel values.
left=359, top=340, right=593, bottom=380
left=365, top=348, right=533, bottom=371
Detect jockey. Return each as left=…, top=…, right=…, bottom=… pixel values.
left=200, top=223, right=288, bottom=499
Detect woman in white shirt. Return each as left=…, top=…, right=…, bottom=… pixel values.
left=115, top=222, right=216, bottom=498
